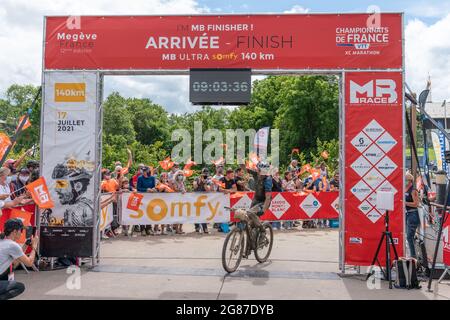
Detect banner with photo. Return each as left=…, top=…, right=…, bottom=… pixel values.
left=39, top=71, right=100, bottom=258
left=121, top=192, right=230, bottom=225
left=41, top=72, right=98, bottom=227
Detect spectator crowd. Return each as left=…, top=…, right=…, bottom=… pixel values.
left=100, top=153, right=340, bottom=239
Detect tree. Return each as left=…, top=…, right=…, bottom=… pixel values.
left=272, top=75, right=339, bottom=164
left=102, top=92, right=136, bottom=144
left=126, top=98, right=170, bottom=146
left=229, top=75, right=339, bottom=165
left=0, top=84, right=41, bottom=155
left=0, top=76, right=341, bottom=171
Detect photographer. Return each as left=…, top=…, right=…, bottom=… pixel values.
left=0, top=218, right=38, bottom=300
left=193, top=168, right=213, bottom=234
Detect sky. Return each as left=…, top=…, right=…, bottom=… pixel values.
left=0, top=0, right=449, bottom=113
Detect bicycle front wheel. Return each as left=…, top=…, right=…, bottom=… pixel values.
left=255, top=223, right=274, bottom=263
left=222, top=227, right=245, bottom=273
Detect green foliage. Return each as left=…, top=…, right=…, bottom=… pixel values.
left=102, top=92, right=136, bottom=144
left=310, top=138, right=339, bottom=176
left=0, top=84, right=41, bottom=152
left=272, top=75, right=339, bottom=165
left=228, top=76, right=340, bottom=165
left=1, top=76, right=343, bottom=172
left=127, top=98, right=170, bottom=146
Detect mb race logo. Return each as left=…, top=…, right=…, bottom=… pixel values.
left=55, top=83, right=86, bottom=102
left=349, top=79, right=397, bottom=105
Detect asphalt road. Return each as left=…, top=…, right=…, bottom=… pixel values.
left=13, top=225, right=450, bottom=300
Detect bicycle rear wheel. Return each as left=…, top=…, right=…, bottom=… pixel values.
left=222, top=227, right=245, bottom=273
left=255, top=223, right=274, bottom=263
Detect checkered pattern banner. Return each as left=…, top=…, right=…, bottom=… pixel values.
left=230, top=192, right=339, bottom=221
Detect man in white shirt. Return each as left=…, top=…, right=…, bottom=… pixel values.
left=0, top=218, right=38, bottom=300
left=0, top=167, right=12, bottom=202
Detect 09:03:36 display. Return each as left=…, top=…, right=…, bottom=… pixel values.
left=191, top=81, right=249, bottom=93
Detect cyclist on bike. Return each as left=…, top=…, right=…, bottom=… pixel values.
left=240, top=161, right=273, bottom=233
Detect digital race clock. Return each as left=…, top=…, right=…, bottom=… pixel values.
left=189, top=69, right=251, bottom=105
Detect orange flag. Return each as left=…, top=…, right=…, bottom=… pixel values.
left=9, top=209, right=32, bottom=244
left=249, top=152, right=259, bottom=164
left=211, top=178, right=225, bottom=189
left=0, top=133, right=11, bottom=160
left=246, top=160, right=257, bottom=170
left=25, top=177, right=54, bottom=209
left=126, top=193, right=143, bottom=210
left=321, top=151, right=329, bottom=159
left=300, top=164, right=312, bottom=174
left=156, top=183, right=174, bottom=193
left=230, top=192, right=246, bottom=199
left=311, top=169, right=321, bottom=181
left=159, top=157, right=174, bottom=171
left=211, top=157, right=224, bottom=166
left=183, top=168, right=194, bottom=177
left=184, top=158, right=196, bottom=170
left=16, top=115, right=31, bottom=132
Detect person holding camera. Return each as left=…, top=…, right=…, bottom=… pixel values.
left=193, top=168, right=213, bottom=234
left=0, top=218, right=38, bottom=300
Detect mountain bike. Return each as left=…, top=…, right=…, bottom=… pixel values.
left=221, top=207, right=274, bottom=273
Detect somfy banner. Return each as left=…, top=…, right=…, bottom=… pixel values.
left=44, top=14, right=402, bottom=70
left=100, top=194, right=114, bottom=232
left=121, top=192, right=230, bottom=225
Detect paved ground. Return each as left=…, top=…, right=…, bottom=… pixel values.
left=13, top=225, right=450, bottom=300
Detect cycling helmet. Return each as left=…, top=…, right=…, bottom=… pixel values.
left=256, top=161, right=271, bottom=176
left=27, top=160, right=39, bottom=169
left=52, top=162, right=92, bottom=187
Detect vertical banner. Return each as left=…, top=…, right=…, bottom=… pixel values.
left=344, top=72, right=404, bottom=266
left=438, top=130, right=447, bottom=172
left=40, top=72, right=99, bottom=257
left=254, top=127, right=270, bottom=160
left=442, top=215, right=450, bottom=266
left=431, top=131, right=444, bottom=171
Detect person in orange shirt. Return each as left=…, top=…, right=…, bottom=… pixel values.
left=101, top=170, right=120, bottom=236
left=101, top=170, right=119, bottom=193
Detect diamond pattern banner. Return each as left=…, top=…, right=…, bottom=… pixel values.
left=229, top=192, right=339, bottom=221
left=344, top=71, right=404, bottom=266
left=350, top=123, right=397, bottom=224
